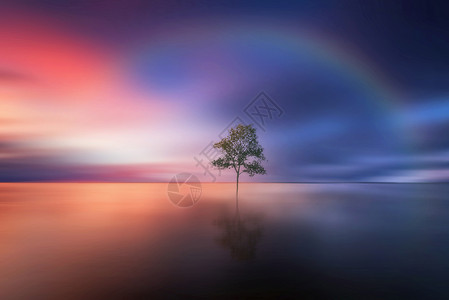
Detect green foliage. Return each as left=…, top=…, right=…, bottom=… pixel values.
left=211, top=124, right=266, bottom=177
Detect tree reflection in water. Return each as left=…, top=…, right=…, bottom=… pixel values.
left=214, top=206, right=264, bottom=261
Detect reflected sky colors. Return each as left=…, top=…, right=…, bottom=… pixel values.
left=1, top=1, right=449, bottom=182
left=1, top=183, right=448, bottom=298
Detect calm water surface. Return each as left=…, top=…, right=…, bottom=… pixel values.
left=0, top=183, right=448, bottom=299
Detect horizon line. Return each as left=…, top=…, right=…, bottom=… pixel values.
left=1, top=181, right=448, bottom=184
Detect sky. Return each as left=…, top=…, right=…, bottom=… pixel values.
left=1, top=0, right=449, bottom=182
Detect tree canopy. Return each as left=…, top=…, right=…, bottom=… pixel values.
left=211, top=124, right=266, bottom=178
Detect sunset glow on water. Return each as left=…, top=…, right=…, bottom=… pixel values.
left=1, top=183, right=448, bottom=299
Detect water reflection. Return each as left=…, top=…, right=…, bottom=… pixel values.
left=214, top=207, right=264, bottom=261
left=0, top=183, right=448, bottom=299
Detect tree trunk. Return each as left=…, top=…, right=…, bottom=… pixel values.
left=236, top=172, right=239, bottom=213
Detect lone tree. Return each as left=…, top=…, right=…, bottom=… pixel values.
left=211, top=124, right=266, bottom=207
